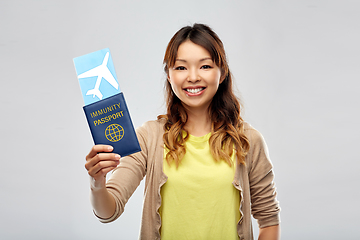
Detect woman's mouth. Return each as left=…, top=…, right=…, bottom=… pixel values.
left=185, top=87, right=205, bottom=94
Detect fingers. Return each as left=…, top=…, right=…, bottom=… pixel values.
left=85, top=145, right=121, bottom=181
left=86, top=145, right=114, bottom=161
left=86, top=153, right=120, bottom=174
left=88, top=164, right=117, bottom=180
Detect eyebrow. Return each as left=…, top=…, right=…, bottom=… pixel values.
left=175, top=57, right=212, bottom=63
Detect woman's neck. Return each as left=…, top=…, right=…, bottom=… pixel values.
left=184, top=107, right=211, bottom=137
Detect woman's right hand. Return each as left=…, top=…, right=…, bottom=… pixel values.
left=85, top=145, right=120, bottom=190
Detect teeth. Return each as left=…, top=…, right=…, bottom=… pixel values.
left=186, top=88, right=203, bottom=93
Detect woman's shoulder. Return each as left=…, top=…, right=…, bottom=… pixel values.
left=242, top=121, right=261, bottom=137
left=241, top=122, right=273, bottom=173
left=241, top=121, right=267, bottom=148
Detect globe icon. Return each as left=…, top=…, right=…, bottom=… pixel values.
left=105, top=124, right=124, bottom=142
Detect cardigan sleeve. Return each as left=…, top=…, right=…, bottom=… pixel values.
left=96, top=123, right=150, bottom=223
left=247, top=128, right=281, bottom=228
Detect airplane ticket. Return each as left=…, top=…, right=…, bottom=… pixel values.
left=73, top=48, right=121, bottom=105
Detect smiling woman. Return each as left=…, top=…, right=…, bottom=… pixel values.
left=161, top=24, right=249, bottom=168
left=85, top=23, right=280, bottom=240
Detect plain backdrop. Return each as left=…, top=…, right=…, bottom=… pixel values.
left=1, top=0, right=359, bottom=239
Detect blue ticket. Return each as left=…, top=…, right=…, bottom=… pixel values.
left=73, top=48, right=121, bottom=105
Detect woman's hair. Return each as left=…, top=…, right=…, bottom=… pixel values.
left=158, top=23, right=249, bottom=167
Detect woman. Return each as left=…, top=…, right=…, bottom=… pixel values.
left=85, top=23, right=280, bottom=240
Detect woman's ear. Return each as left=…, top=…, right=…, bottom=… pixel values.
left=220, top=66, right=230, bottom=83
left=220, top=71, right=226, bottom=84
left=167, top=72, right=173, bottom=84
left=220, top=75, right=225, bottom=83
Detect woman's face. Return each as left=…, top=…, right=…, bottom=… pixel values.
left=168, top=40, right=223, bottom=112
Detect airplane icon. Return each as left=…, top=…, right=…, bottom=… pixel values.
left=77, top=52, right=119, bottom=100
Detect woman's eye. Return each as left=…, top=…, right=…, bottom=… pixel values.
left=201, top=65, right=212, bottom=69
left=175, top=66, right=186, bottom=70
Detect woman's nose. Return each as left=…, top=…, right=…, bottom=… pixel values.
left=187, top=69, right=200, bottom=82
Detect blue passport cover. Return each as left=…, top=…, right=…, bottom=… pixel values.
left=83, top=92, right=141, bottom=156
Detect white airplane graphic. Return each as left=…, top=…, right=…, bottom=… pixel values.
left=77, top=52, right=118, bottom=100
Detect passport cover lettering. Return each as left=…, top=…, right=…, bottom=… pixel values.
left=83, top=92, right=141, bottom=156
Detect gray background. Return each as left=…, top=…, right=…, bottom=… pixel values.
left=1, top=0, right=359, bottom=239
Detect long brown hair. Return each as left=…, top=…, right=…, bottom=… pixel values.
left=158, top=23, right=249, bottom=167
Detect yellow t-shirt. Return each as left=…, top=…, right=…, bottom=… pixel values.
left=159, top=132, right=240, bottom=240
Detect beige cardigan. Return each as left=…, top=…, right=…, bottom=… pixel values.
left=98, top=119, right=280, bottom=240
